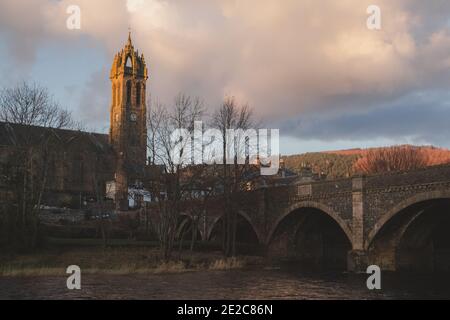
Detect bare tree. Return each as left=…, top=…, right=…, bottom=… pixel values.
left=0, top=82, right=74, bottom=129
left=211, top=96, right=257, bottom=257
left=92, top=165, right=112, bottom=248
left=0, top=81, right=76, bottom=250
left=185, top=166, right=217, bottom=252
left=175, top=164, right=217, bottom=253
left=145, top=93, right=204, bottom=260
left=145, top=94, right=258, bottom=259
left=147, top=99, right=165, bottom=166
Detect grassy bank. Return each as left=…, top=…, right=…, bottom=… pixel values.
left=0, top=239, right=265, bottom=277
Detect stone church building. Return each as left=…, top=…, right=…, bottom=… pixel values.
left=0, top=34, right=149, bottom=211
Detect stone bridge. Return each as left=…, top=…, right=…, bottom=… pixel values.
left=174, top=164, right=450, bottom=272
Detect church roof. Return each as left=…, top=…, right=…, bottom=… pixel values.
left=0, top=121, right=114, bottom=154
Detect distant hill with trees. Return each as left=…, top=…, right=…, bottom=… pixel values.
left=283, top=145, right=450, bottom=179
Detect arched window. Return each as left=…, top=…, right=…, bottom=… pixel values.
left=126, top=81, right=132, bottom=105
left=136, top=83, right=141, bottom=106
left=125, top=56, right=132, bottom=68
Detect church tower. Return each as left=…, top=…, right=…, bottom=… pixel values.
left=109, top=32, right=148, bottom=209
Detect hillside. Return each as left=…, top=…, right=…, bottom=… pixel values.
left=283, top=145, right=450, bottom=179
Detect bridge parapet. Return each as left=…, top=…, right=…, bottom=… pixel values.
left=363, top=164, right=450, bottom=236
left=364, top=164, right=450, bottom=190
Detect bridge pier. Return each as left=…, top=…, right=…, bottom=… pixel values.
left=351, top=176, right=365, bottom=251
left=347, top=177, right=369, bottom=272
left=347, top=250, right=368, bottom=272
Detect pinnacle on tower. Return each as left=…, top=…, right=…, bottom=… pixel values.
left=127, top=30, right=133, bottom=48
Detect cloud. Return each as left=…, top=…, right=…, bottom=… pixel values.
left=277, top=89, right=450, bottom=146
left=78, top=67, right=110, bottom=132
left=124, top=0, right=450, bottom=120
left=0, top=0, right=450, bottom=147
left=0, top=0, right=130, bottom=66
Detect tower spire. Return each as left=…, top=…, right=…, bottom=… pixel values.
left=127, top=28, right=132, bottom=47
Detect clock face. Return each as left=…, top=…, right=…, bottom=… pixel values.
left=130, top=113, right=137, bottom=122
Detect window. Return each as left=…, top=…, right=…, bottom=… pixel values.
left=136, top=83, right=141, bottom=106
left=125, top=56, right=132, bottom=68
left=126, top=81, right=132, bottom=105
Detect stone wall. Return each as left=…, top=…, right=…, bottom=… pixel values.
left=364, top=164, right=450, bottom=235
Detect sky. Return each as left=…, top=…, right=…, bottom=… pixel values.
left=1, top=0, right=450, bottom=155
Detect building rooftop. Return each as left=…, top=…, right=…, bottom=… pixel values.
left=0, top=121, right=113, bottom=154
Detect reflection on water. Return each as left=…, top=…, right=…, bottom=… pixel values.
left=1, top=267, right=450, bottom=300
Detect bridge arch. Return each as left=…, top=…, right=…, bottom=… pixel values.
left=207, top=210, right=263, bottom=244
left=266, top=201, right=352, bottom=270
left=176, top=212, right=204, bottom=242
left=366, top=190, right=450, bottom=250
left=366, top=190, right=450, bottom=271
left=266, top=201, right=352, bottom=246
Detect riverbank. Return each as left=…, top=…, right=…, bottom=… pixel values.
left=0, top=240, right=265, bottom=277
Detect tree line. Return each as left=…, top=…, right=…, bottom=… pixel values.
left=284, top=146, right=450, bottom=178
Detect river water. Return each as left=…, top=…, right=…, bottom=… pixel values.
left=1, top=268, right=450, bottom=300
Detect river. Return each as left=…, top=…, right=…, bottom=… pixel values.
left=1, top=267, right=449, bottom=300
